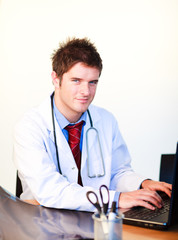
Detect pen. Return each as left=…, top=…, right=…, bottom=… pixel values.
left=108, top=201, right=117, bottom=240
left=108, top=201, right=117, bottom=220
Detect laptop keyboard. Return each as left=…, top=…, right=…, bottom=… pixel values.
left=124, top=195, right=170, bottom=221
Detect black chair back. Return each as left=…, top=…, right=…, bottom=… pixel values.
left=16, top=172, right=23, bottom=198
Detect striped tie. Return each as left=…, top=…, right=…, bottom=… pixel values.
left=65, top=121, right=83, bottom=186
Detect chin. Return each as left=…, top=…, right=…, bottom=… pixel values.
left=76, top=105, right=89, bottom=114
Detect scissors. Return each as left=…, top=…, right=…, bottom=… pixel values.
left=86, top=185, right=110, bottom=216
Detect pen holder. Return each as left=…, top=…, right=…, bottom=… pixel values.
left=92, top=212, right=123, bottom=240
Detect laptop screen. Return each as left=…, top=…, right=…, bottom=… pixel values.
left=169, top=143, right=178, bottom=225
left=159, top=154, right=175, bottom=184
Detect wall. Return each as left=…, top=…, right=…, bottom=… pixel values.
left=0, top=0, right=178, bottom=195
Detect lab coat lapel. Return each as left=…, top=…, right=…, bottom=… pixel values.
left=38, top=95, right=78, bottom=182
left=38, top=94, right=70, bottom=156
left=54, top=121, right=78, bottom=182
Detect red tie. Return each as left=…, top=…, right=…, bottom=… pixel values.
left=65, top=121, right=83, bottom=186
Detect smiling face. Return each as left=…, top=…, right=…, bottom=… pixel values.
left=52, top=62, right=100, bottom=123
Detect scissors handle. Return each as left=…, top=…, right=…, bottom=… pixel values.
left=86, top=191, right=101, bottom=214
left=99, top=185, right=110, bottom=215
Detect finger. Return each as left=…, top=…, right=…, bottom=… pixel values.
left=135, top=200, right=156, bottom=210
left=146, top=196, right=163, bottom=208
left=139, top=191, right=163, bottom=208
left=148, top=181, right=172, bottom=198
left=159, top=182, right=172, bottom=190
left=166, top=183, right=172, bottom=190
left=139, top=189, right=163, bottom=202
left=155, top=182, right=172, bottom=198
left=24, top=199, right=40, bottom=205
left=161, top=188, right=172, bottom=198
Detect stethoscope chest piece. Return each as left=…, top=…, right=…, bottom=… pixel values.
left=86, top=126, right=105, bottom=178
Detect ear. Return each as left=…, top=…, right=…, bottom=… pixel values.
left=51, top=71, right=60, bottom=88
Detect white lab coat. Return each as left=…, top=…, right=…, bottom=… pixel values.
left=13, top=95, right=146, bottom=211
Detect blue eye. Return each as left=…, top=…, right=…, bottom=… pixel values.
left=90, top=80, right=98, bottom=85
left=72, top=79, right=80, bottom=83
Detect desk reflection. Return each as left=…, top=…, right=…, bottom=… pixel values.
left=0, top=186, right=94, bottom=240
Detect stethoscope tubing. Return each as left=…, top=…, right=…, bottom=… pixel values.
left=50, top=92, right=94, bottom=175
left=51, top=92, right=62, bottom=174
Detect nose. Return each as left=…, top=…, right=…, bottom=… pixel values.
left=80, top=83, right=90, bottom=96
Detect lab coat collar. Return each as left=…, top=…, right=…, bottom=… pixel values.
left=36, top=94, right=101, bottom=139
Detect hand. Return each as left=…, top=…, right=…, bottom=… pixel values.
left=24, top=199, right=40, bottom=205
left=119, top=189, right=163, bottom=210
left=141, top=179, right=172, bottom=198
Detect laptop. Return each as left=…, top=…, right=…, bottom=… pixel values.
left=123, top=143, right=178, bottom=230
left=159, top=154, right=175, bottom=184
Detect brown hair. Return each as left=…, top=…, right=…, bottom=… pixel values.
left=51, top=37, right=103, bottom=78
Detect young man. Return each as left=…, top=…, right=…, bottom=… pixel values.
left=14, top=38, right=171, bottom=211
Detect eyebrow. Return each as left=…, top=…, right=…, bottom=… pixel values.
left=71, top=77, right=99, bottom=82
left=71, top=77, right=82, bottom=80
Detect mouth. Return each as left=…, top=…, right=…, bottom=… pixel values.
left=76, top=98, right=89, bottom=104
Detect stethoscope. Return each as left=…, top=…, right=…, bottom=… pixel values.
left=50, top=92, right=105, bottom=178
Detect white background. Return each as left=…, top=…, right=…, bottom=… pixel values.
left=0, top=0, right=178, bottom=195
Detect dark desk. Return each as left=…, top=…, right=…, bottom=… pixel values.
left=0, top=187, right=178, bottom=240
left=0, top=187, right=94, bottom=239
